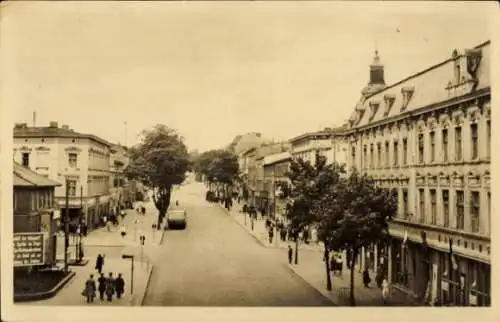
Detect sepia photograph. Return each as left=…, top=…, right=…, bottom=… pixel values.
left=0, top=1, right=495, bottom=321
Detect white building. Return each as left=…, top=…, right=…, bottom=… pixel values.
left=345, top=41, right=490, bottom=306
left=13, top=121, right=112, bottom=230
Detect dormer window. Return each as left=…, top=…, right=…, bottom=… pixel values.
left=383, top=94, right=396, bottom=116
left=368, top=101, right=380, bottom=121
left=401, top=86, right=415, bottom=111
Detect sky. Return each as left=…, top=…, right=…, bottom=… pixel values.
left=1, top=1, right=493, bottom=152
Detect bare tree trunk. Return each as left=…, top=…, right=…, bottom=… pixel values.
left=324, top=247, right=332, bottom=291
left=350, top=246, right=358, bottom=306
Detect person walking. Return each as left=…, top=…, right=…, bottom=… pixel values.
left=115, top=273, right=125, bottom=299
left=97, top=273, right=106, bottom=300
left=288, top=245, right=293, bottom=264
left=268, top=227, right=274, bottom=244
left=120, top=225, right=127, bottom=238
left=105, top=273, right=116, bottom=302
left=82, top=274, right=96, bottom=303
left=95, top=254, right=104, bottom=274
left=382, top=278, right=390, bottom=305
left=363, top=269, right=371, bottom=288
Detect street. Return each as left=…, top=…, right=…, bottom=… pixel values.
left=142, top=182, right=332, bottom=306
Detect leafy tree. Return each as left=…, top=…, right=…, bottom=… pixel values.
left=196, top=149, right=239, bottom=199
left=280, top=151, right=338, bottom=265
left=313, top=169, right=397, bottom=305
left=125, top=124, right=191, bottom=229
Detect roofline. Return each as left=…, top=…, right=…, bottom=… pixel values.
left=264, top=156, right=291, bottom=167
left=364, top=40, right=490, bottom=100
left=289, top=130, right=347, bottom=144
left=345, top=86, right=490, bottom=134
left=14, top=129, right=113, bottom=147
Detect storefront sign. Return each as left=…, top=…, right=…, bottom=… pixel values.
left=13, top=233, right=45, bottom=267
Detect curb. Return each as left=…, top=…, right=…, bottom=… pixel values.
left=218, top=204, right=270, bottom=248
left=14, top=271, right=77, bottom=302
left=136, top=264, right=154, bottom=306
left=283, top=263, right=338, bottom=306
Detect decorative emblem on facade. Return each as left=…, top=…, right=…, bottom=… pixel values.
left=467, top=170, right=480, bottom=187
left=452, top=171, right=464, bottom=187
left=439, top=171, right=450, bottom=186
left=416, top=172, right=425, bottom=186
left=427, top=173, right=437, bottom=186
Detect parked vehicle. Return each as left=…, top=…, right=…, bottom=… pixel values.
left=167, top=209, right=187, bottom=229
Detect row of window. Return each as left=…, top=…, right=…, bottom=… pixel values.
left=354, top=120, right=491, bottom=169
left=399, top=188, right=490, bottom=233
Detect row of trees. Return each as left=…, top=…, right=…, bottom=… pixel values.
left=193, top=149, right=239, bottom=199
left=280, top=152, right=398, bottom=306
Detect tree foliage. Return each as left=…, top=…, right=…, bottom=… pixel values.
left=124, top=124, right=190, bottom=228
left=195, top=149, right=239, bottom=185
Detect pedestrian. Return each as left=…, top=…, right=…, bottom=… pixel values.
left=82, top=274, right=96, bottom=303
left=288, top=245, right=293, bottom=264
left=97, top=273, right=106, bottom=300
left=115, top=273, right=125, bottom=299
left=268, top=227, right=274, bottom=244
left=105, top=273, right=116, bottom=302
left=363, top=269, right=371, bottom=288
left=141, top=207, right=146, bottom=216
left=95, top=254, right=104, bottom=274
left=120, top=225, right=127, bottom=238
left=382, top=278, right=390, bottom=304
left=120, top=209, right=126, bottom=219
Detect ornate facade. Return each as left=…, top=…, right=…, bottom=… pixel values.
left=345, top=41, right=490, bottom=306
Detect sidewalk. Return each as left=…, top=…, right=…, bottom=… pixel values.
left=28, top=257, right=152, bottom=306
left=222, top=202, right=323, bottom=252
left=286, top=250, right=421, bottom=306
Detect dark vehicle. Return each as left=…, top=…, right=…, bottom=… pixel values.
left=167, top=209, right=187, bottom=229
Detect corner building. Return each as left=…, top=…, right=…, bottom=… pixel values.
left=345, top=41, right=490, bottom=306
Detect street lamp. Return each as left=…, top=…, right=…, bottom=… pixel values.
left=122, top=254, right=135, bottom=295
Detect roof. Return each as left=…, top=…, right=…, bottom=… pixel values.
left=14, top=126, right=112, bottom=147
left=13, top=162, right=62, bottom=187
left=289, top=125, right=347, bottom=144
left=263, top=152, right=291, bottom=166
left=348, top=40, right=490, bottom=130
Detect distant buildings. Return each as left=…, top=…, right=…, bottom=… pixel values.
left=345, top=41, right=491, bottom=306
left=13, top=121, right=113, bottom=231
left=13, top=161, right=61, bottom=267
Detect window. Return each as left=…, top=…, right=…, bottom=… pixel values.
left=385, top=141, right=390, bottom=166
left=430, top=131, right=435, bottom=162
left=68, top=153, right=78, bottom=168
left=22, top=153, right=29, bottom=167
left=377, top=143, right=382, bottom=168
left=442, top=190, right=450, bottom=227
left=486, top=120, right=491, bottom=158
left=470, top=123, right=479, bottom=160
left=471, top=191, right=480, bottom=233
left=67, top=180, right=76, bottom=197
left=430, top=189, right=437, bottom=225
left=370, top=144, right=374, bottom=169
left=418, top=134, right=424, bottom=164
left=455, top=64, right=461, bottom=83
left=455, top=126, right=462, bottom=161
left=402, top=189, right=408, bottom=218
left=393, top=141, right=399, bottom=166
left=488, top=192, right=491, bottom=223
left=442, top=129, right=449, bottom=162
left=351, top=146, right=356, bottom=164
left=403, top=138, right=408, bottom=165
left=363, top=145, right=367, bottom=169
left=419, top=189, right=425, bottom=223
left=456, top=190, right=464, bottom=229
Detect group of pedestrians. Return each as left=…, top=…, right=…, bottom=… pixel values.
left=81, top=254, right=126, bottom=304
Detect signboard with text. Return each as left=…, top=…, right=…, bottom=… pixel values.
left=13, top=233, right=45, bottom=267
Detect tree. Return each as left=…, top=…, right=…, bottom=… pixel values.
left=313, top=169, right=398, bottom=306
left=195, top=149, right=239, bottom=199
left=125, top=124, right=191, bottom=229
left=280, top=151, right=338, bottom=265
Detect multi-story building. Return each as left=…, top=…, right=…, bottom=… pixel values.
left=13, top=121, right=113, bottom=231
left=108, top=144, right=131, bottom=211
left=13, top=161, right=61, bottom=267
left=263, top=151, right=291, bottom=219
left=289, top=126, right=348, bottom=167
left=345, top=41, right=490, bottom=306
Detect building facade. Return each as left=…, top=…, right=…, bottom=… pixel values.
left=13, top=161, right=61, bottom=267
left=263, top=152, right=291, bottom=219
left=13, top=121, right=113, bottom=230
left=345, top=41, right=490, bottom=306
left=289, top=127, right=348, bottom=167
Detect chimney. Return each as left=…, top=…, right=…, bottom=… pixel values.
left=62, top=125, right=69, bottom=130
left=49, top=121, right=58, bottom=128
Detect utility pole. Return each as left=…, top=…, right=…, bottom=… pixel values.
left=64, top=180, right=69, bottom=273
